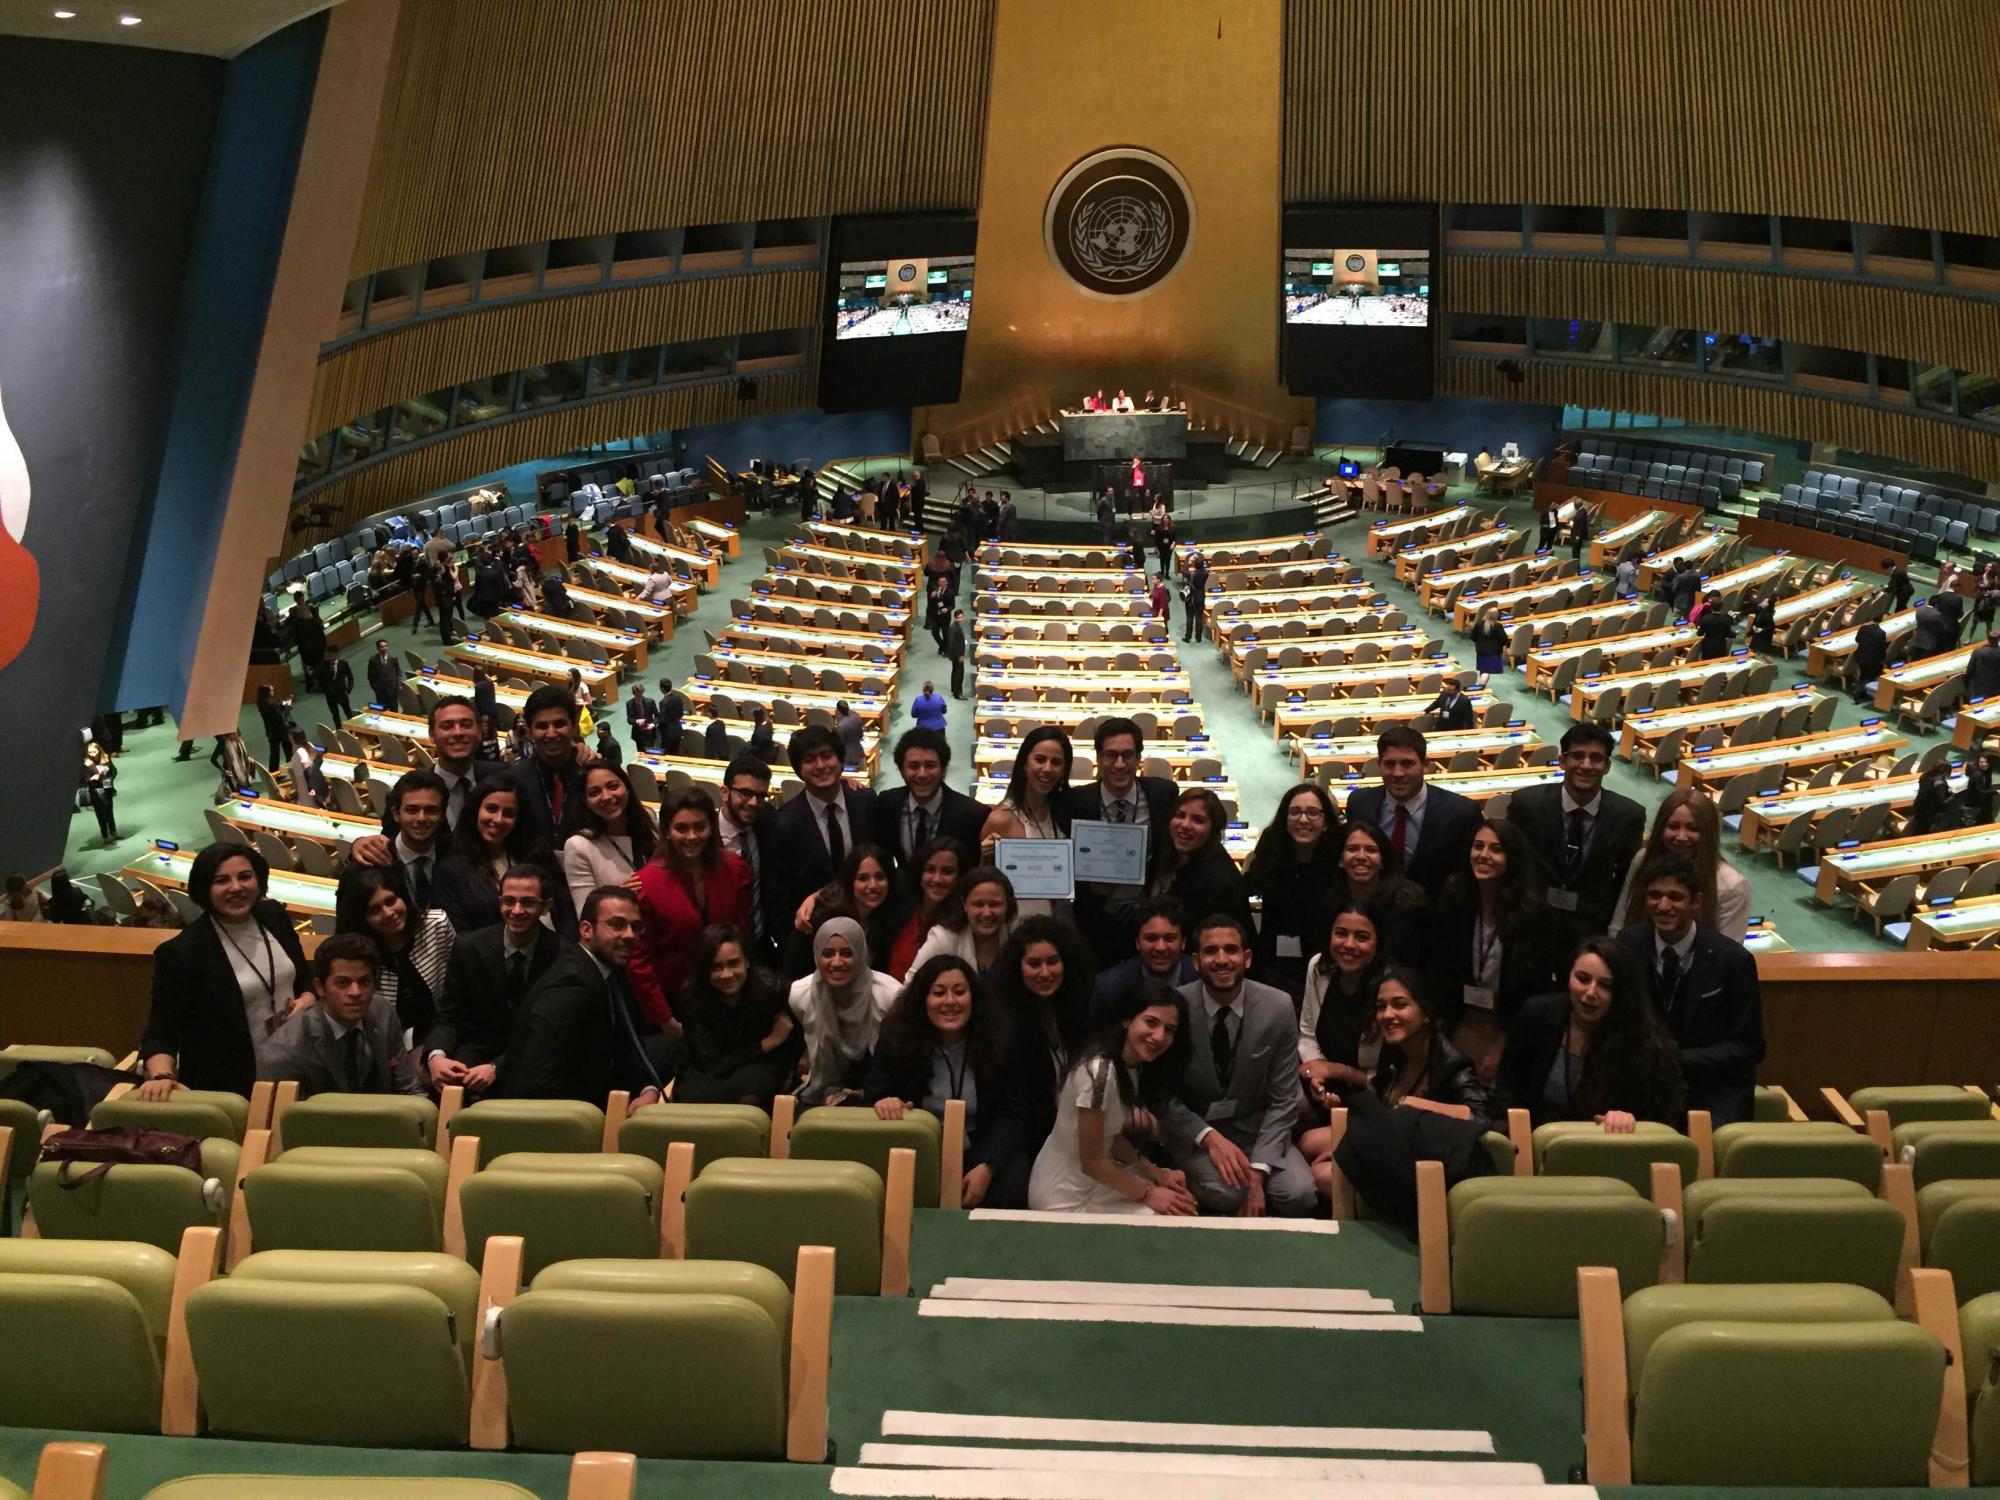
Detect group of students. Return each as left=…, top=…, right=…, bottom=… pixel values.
left=127, top=682, right=1767, bottom=1216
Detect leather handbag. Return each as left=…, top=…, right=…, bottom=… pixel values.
left=38, top=1126, right=204, bottom=1187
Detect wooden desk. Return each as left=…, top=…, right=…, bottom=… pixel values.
left=684, top=517, right=741, bottom=557
left=624, top=532, right=721, bottom=587
left=979, top=541, right=1125, bottom=565
left=1571, top=651, right=1758, bottom=720
left=1524, top=626, right=1697, bottom=692
left=654, top=712, right=881, bottom=776
left=764, top=565, right=913, bottom=608
left=1200, top=559, right=1355, bottom=590
left=974, top=700, right=1205, bottom=735
left=974, top=565, right=1148, bottom=595
left=1736, top=771, right=1942, bottom=854
left=1209, top=584, right=1382, bottom=614
left=971, top=736, right=1221, bottom=778
left=1814, top=823, right=2000, bottom=905
left=718, top=621, right=904, bottom=663
left=704, top=643, right=895, bottom=688
left=804, top=520, right=924, bottom=560
left=1391, top=526, right=1511, bottom=583
left=1180, top=529, right=1335, bottom=565
left=1736, top=515, right=1908, bottom=575
left=566, top=584, right=679, bottom=640
left=1673, top=724, right=1907, bottom=799
left=778, top=543, right=920, bottom=582
left=1806, top=609, right=1918, bottom=680
left=979, top=619, right=1169, bottom=645
left=1226, top=629, right=1438, bottom=682
left=447, top=640, right=620, bottom=702
left=1772, top=577, right=1870, bottom=628
left=978, top=593, right=1154, bottom=620
left=743, top=595, right=913, bottom=635
left=982, top=667, right=1191, bottom=702
left=1634, top=530, right=1727, bottom=592
left=681, top=677, right=894, bottom=724
left=1616, top=687, right=1827, bottom=758
left=222, top=796, right=380, bottom=850
left=343, top=707, right=445, bottom=748
left=493, top=609, right=648, bottom=671
left=1364, top=505, right=1474, bottom=555
left=1418, top=554, right=1556, bottom=612
left=1215, top=609, right=1396, bottom=649
left=0, top=919, right=175, bottom=1054
left=1587, top=509, right=1668, bottom=568
left=1741, top=918, right=1794, bottom=955
left=977, top=642, right=1181, bottom=671
left=1504, top=597, right=1652, bottom=640
left=576, top=557, right=697, bottom=614
left=1271, top=690, right=1492, bottom=742
left=1451, top=575, right=1602, bottom=632
left=1906, top=895, right=2000, bottom=950
left=1293, top=725, right=1541, bottom=777
left=1954, top=696, right=2000, bottom=749
left=1700, top=552, right=1797, bottom=600
left=1876, top=643, right=1974, bottom=713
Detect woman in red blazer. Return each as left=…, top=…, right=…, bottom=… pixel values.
left=626, top=787, right=752, bottom=1025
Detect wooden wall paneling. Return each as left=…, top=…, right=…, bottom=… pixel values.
left=354, top=0, right=996, bottom=274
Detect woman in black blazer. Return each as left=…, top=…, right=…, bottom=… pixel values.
left=1496, top=936, right=1685, bottom=1129
left=1150, top=787, right=1252, bottom=936
left=136, top=843, right=313, bottom=1100
left=1423, top=818, right=1559, bottom=1065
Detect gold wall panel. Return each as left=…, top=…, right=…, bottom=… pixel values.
left=1287, top=0, right=2000, bottom=234
left=298, top=370, right=815, bottom=537
left=308, top=270, right=820, bottom=433
left=354, top=0, right=995, bottom=273
left=1442, top=357, right=2000, bottom=480
left=1447, top=256, right=2000, bottom=376
left=928, top=0, right=1309, bottom=453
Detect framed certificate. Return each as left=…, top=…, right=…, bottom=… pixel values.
left=994, top=838, right=1075, bottom=900
left=1071, top=819, right=1148, bottom=885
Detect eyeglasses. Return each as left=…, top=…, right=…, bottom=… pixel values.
left=727, top=785, right=771, bottom=801
left=1286, top=804, right=1326, bottom=820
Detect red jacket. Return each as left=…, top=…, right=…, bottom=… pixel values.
left=625, top=852, right=753, bottom=1024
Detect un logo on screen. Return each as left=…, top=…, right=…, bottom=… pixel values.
left=1045, top=148, right=1194, bottom=299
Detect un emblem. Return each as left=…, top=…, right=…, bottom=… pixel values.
left=1045, top=148, right=1194, bottom=299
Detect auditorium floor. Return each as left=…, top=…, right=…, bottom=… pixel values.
left=59, top=491, right=1967, bottom=955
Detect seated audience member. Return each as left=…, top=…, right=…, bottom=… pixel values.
left=789, top=916, right=900, bottom=1107
left=1425, top=818, right=1559, bottom=1066
left=500, top=886, right=666, bottom=1107
left=1243, top=783, right=1340, bottom=1003
left=1616, top=854, right=1765, bottom=1126
left=1613, top=788, right=1750, bottom=942
left=1506, top=720, right=1649, bottom=940
left=334, top=863, right=455, bottom=1054
left=1161, top=915, right=1314, bottom=1217
left=881, top=836, right=971, bottom=981
left=1148, top=788, right=1252, bottom=936
left=909, top=865, right=1020, bottom=974
left=136, top=843, right=314, bottom=1099
left=1497, top=936, right=1685, bottom=1129
left=434, top=777, right=558, bottom=932
left=1028, top=982, right=1198, bottom=1216
left=258, top=933, right=425, bottom=1097
left=1325, top=819, right=1427, bottom=960
left=1297, top=900, right=1385, bottom=1114
left=628, top=787, right=753, bottom=1023
left=673, top=923, right=799, bottom=1106
left=560, top=763, right=658, bottom=918
left=990, top=915, right=1097, bottom=1157
left=786, top=843, right=898, bottom=979
left=866, top=955, right=1031, bottom=1209
left=1089, top=895, right=1196, bottom=1025
left=430, top=865, right=566, bottom=1096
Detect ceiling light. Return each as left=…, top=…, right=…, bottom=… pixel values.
left=119, top=13, right=142, bottom=23
left=52, top=9, right=76, bottom=16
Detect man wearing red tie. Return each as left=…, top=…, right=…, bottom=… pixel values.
left=1341, top=725, right=1481, bottom=903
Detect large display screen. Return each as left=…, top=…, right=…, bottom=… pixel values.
left=819, top=215, right=977, bottom=411
left=1281, top=205, right=1437, bottom=400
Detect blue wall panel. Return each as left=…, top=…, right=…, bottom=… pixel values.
left=1315, top=396, right=1563, bottom=460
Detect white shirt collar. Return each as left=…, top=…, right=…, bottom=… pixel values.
left=1391, top=784, right=1428, bottom=816
left=394, top=833, right=435, bottom=863
left=907, top=788, right=944, bottom=814
left=1560, top=786, right=1601, bottom=818
left=1199, top=983, right=1242, bottom=1018
left=1655, top=925, right=1698, bottom=965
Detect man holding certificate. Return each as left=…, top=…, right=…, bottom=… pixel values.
left=1070, top=718, right=1178, bottom=967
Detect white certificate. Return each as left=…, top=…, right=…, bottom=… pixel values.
left=1071, top=819, right=1148, bottom=885
left=995, top=838, right=1075, bottom=900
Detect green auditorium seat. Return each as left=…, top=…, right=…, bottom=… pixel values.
left=1579, top=1270, right=1949, bottom=1487
left=1680, top=1178, right=1903, bottom=1298
left=274, top=1093, right=438, bottom=1152
left=1753, top=1085, right=1804, bottom=1122
left=0, top=1238, right=185, bottom=1434
left=1917, top=1180, right=2000, bottom=1301
left=93, top=1089, right=251, bottom=1143
left=0, top=1045, right=118, bottom=1078
left=243, top=1147, right=450, bottom=1255
left=685, top=1154, right=908, bottom=1297
left=188, top=1250, right=482, bottom=1446
left=0, top=1106, right=43, bottom=1186
left=618, top=1101, right=769, bottom=1173
left=787, top=1107, right=942, bottom=1207
left=490, top=1247, right=831, bottom=1461
left=1711, top=1120, right=1882, bottom=1189
left=457, top=1153, right=664, bottom=1278
left=445, top=1099, right=606, bottom=1165
left=1417, top=1164, right=1668, bottom=1316
left=1964, top=1292, right=2000, bottom=1484
left=128, top=1448, right=636, bottom=1498
left=28, top=1137, right=240, bottom=1257
left=1842, top=1084, right=1994, bottom=1127
left=1893, top=1118, right=2000, bottom=1188
left=1533, top=1120, right=1700, bottom=1196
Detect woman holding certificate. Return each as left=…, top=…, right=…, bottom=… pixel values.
left=979, top=727, right=1073, bottom=918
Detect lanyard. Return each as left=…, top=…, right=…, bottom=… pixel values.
left=219, top=920, right=278, bottom=1026
left=939, top=1045, right=969, bottom=1101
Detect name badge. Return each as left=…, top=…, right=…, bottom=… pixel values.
left=1205, top=1100, right=1237, bottom=1122
left=1548, top=887, right=1579, bottom=912
left=1275, top=934, right=1304, bottom=959
left=1462, top=985, right=1497, bottom=1012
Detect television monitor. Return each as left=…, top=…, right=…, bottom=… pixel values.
left=1281, top=204, right=1438, bottom=400
left=820, top=215, right=978, bottom=411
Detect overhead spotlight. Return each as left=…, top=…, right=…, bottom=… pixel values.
left=119, top=13, right=142, bottom=23
left=52, top=8, right=77, bottom=16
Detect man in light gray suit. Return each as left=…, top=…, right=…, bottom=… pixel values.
left=1164, top=914, right=1315, bottom=1217
left=258, top=933, right=426, bottom=1098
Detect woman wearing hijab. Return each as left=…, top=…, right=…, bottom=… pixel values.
left=787, top=915, right=900, bottom=1108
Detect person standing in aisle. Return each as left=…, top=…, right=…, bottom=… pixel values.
left=321, top=646, right=354, bottom=727
left=1181, top=553, right=1209, bottom=643
left=946, top=609, right=969, bottom=700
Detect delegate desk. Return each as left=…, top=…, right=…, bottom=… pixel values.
left=1524, top=626, right=1698, bottom=693
left=577, top=557, right=697, bottom=614
left=1209, top=584, right=1381, bottom=615
left=1270, top=689, right=1491, bottom=743
left=1905, top=896, right=2000, bottom=951
left=1735, top=771, right=1952, bottom=855
left=343, top=707, right=453, bottom=751
left=980, top=619, right=1169, bottom=645
left=1331, top=765, right=1564, bottom=807
left=1391, top=527, right=1511, bottom=584
left=1452, top=575, right=1600, bottom=632
left=778, top=543, right=920, bottom=582
left=977, top=642, right=1181, bottom=672
left=1616, top=687, right=1826, bottom=758
left=1772, top=577, right=1870, bottom=629
left=1506, top=597, right=1651, bottom=640
left=971, top=735, right=1220, bottom=779
left=1060, top=409, right=1189, bottom=460
left=1954, top=696, right=2000, bottom=749
left=1876, top=644, right=1975, bottom=713
left=1671, top=724, right=1908, bottom=800
left=1419, top=555, right=1555, bottom=613
left=683, top=517, right=741, bottom=557
left=703, top=643, right=893, bottom=690
left=1293, top=725, right=1542, bottom=777
left=976, top=700, right=1205, bottom=736
left=1813, top=824, right=2000, bottom=906
left=681, top=677, right=894, bottom=725
left=766, top=564, right=913, bottom=608
left=566, top=584, right=679, bottom=636
left=801, top=520, right=923, bottom=560
left=1634, top=530, right=1727, bottom=592
left=1227, top=630, right=1438, bottom=683
left=1587, top=509, right=1668, bottom=568
left=657, top=711, right=881, bottom=776
left=979, top=592, right=1153, bottom=620
left=717, top=621, right=904, bottom=663
left=1570, top=650, right=1757, bottom=720
left=1741, top=918, right=1794, bottom=956
left=223, top=796, right=380, bottom=851
left=1182, top=530, right=1335, bottom=565
left=980, top=541, right=1128, bottom=566
left=1201, top=559, right=1356, bottom=591
left=1807, top=609, right=1919, bottom=681
left=1696, top=553, right=1797, bottom=602
left=129, top=844, right=336, bottom=919
left=622, top=532, right=720, bottom=587
left=493, top=609, right=648, bottom=671
left=981, top=666, right=1191, bottom=703
left=974, top=565, right=1148, bottom=594
left=447, top=641, right=620, bottom=702
left=1364, top=506, right=1474, bottom=556
left=743, top=595, right=913, bottom=635
left=1251, top=658, right=1456, bottom=710
left=1215, top=608, right=1396, bottom=651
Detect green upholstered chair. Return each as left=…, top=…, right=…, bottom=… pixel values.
left=1919, top=1181, right=2000, bottom=1302
left=144, top=1482, right=540, bottom=1499
left=28, top=1138, right=240, bottom=1255
left=1752, top=1086, right=1797, bottom=1122
left=1711, top=1121, right=1882, bottom=1189
left=244, top=1148, right=450, bottom=1254
left=685, top=1158, right=891, bottom=1297
left=446, top=1100, right=605, bottom=1165
left=1681, top=1178, right=1904, bottom=1298
left=1894, top=1119, right=2000, bottom=1189
left=1963, top=1292, right=2000, bottom=1485
left=93, top=1090, right=251, bottom=1143
left=0, top=1044, right=118, bottom=1078
left=0, top=1238, right=178, bottom=1433
left=0, top=1100, right=44, bottom=1185
left=1534, top=1121, right=1700, bottom=1196
left=1420, top=1167, right=1667, bottom=1316
left=787, top=1108, right=941, bottom=1207
left=275, top=1094, right=438, bottom=1152
left=187, top=1250, right=480, bottom=1445
left=1607, top=1282, right=1943, bottom=1486
left=457, top=1153, right=663, bottom=1278
left=0, top=1476, right=19, bottom=1499
left=619, top=1102, right=769, bottom=1173
left=1846, top=1084, right=1992, bottom=1127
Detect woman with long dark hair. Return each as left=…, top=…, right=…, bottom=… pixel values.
left=1367, top=964, right=1491, bottom=1118
left=1426, top=817, right=1559, bottom=1066
left=1147, top=787, right=1251, bottom=935
left=674, top=923, right=798, bottom=1106
left=628, top=786, right=752, bottom=1022
left=1497, top=936, right=1686, bottom=1129
left=334, top=861, right=454, bottom=1050
left=909, top=865, right=1020, bottom=974
left=1297, top=899, right=1385, bottom=1119
left=560, top=763, right=657, bottom=916
left=1027, top=982, right=1198, bottom=1215
left=1327, top=819, right=1427, bottom=961
left=435, top=777, right=558, bottom=932
left=990, top=915, right=1097, bottom=1156
left=786, top=842, right=899, bottom=979
left=1244, top=782, right=1340, bottom=1002
left=882, top=836, right=971, bottom=980
left=865, top=954, right=1031, bottom=1209
left=978, top=726, right=1071, bottom=917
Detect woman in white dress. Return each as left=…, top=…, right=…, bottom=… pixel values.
left=978, top=727, right=1071, bottom=919
left=1613, top=788, right=1750, bottom=940
left=788, top=916, right=900, bottom=1107
left=1028, top=982, right=1198, bottom=1216
left=908, top=865, right=1019, bottom=975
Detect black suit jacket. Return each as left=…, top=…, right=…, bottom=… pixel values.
left=140, top=902, right=310, bottom=1096
left=1424, top=691, right=1477, bottom=731
left=1616, top=923, right=1765, bottom=1127
left=431, top=924, right=568, bottom=1067
left=366, top=656, right=402, bottom=706
left=1422, top=896, right=1560, bottom=1032
left=764, top=786, right=882, bottom=919
left=1067, top=776, right=1181, bottom=965
left=870, top=784, right=988, bottom=871
left=502, top=755, right=588, bottom=850
left=1504, top=783, right=1647, bottom=938
left=1345, top=783, right=1482, bottom=901
left=500, top=949, right=661, bottom=1102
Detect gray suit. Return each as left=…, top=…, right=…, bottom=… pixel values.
left=257, top=996, right=426, bottom=1097
left=1163, top=979, right=1314, bottom=1215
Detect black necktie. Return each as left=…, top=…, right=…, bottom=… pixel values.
left=1210, top=1008, right=1234, bottom=1088
left=506, top=950, right=529, bottom=1010
left=825, top=804, right=845, bottom=866
left=341, top=1029, right=367, bottom=1092
left=1564, top=808, right=1589, bottom=877
left=411, top=855, right=433, bottom=910
left=911, top=803, right=930, bottom=856
left=608, top=970, right=663, bottom=1091
left=1659, top=947, right=1683, bottom=1012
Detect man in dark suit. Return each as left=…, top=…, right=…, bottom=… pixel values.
left=288, top=597, right=326, bottom=691
left=870, top=728, right=986, bottom=876
left=945, top=609, right=968, bottom=699
left=366, top=640, right=402, bottom=706
left=500, top=886, right=666, bottom=1105
left=624, top=683, right=660, bottom=753
left=258, top=934, right=426, bottom=1097
left=1850, top=618, right=1889, bottom=704
left=346, top=698, right=503, bottom=875
left=502, top=684, right=591, bottom=849
left=716, top=754, right=780, bottom=962
left=1617, top=853, right=1765, bottom=1126
left=1503, top=720, right=1647, bottom=939
left=1967, top=631, right=2000, bottom=703
left=1070, top=716, right=1181, bottom=967
left=427, top=865, right=568, bottom=1097
left=1089, top=895, right=1197, bottom=1027
left=762, top=724, right=879, bottom=924
left=1344, top=725, right=1481, bottom=902
left=1421, top=675, right=1477, bottom=732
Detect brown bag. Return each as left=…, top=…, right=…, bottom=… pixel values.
left=38, top=1126, right=204, bottom=1188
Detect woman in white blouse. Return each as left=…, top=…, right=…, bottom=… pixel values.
left=908, top=866, right=1020, bottom=975
left=561, top=763, right=657, bottom=916
left=1613, top=788, right=1750, bottom=940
